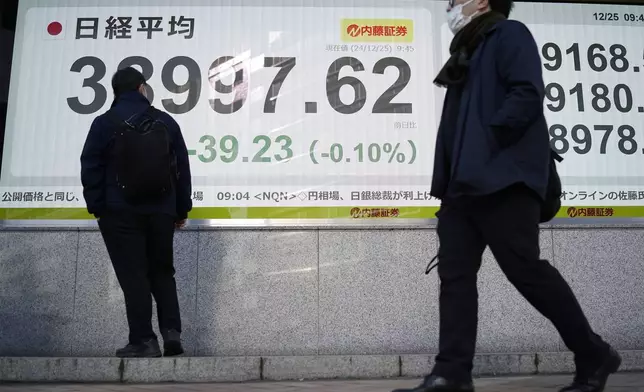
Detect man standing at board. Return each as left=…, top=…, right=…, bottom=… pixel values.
left=80, top=67, right=193, bottom=358
left=394, top=1, right=620, bottom=392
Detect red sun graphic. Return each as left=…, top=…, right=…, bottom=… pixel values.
left=47, top=22, right=63, bottom=36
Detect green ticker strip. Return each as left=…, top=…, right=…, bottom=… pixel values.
left=0, top=206, right=643, bottom=220
left=0, top=208, right=94, bottom=220
left=188, top=206, right=437, bottom=219
left=0, top=207, right=438, bottom=220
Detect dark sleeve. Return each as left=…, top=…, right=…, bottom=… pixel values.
left=168, top=117, right=192, bottom=220
left=490, top=21, right=545, bottom=148
left=80, top=117, right=108, bottom=216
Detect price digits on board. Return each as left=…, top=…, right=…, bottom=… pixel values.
left=549, top=124, right=637, bottom=155
left=545, top=83, right=634, bottom=113
left=541, top=42, right=642, bottom=157
left=542, top=42, right=630, bottom=72
left=196, top=134, right=294, bottom=164
left=67, top=55, right=413, bottom=115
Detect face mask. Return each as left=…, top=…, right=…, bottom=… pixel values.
left=447, top=0, right=478, bottom=34
left=140, top=85, right=149, bottom=100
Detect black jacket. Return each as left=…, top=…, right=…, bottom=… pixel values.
left=431, top=20, right=549, bottom=201
left=80, top=91, right=192, bottom=219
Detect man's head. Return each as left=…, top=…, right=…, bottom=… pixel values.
left=111, top=67, right=148, bottom=101
left=446, top=0, right=513, bottom=33
left=447, top=0, right=514, bottom=18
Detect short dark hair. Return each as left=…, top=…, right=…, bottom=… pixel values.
left=111, top=67, right=146, bottom=97
left=489, top=0, right=514, bottom=17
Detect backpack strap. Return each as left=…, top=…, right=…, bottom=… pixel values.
left=107, top=107, right=160, bottom=131
left=141, top=106, right=171, bottom=137
left=134, top=106, right=165, bottom=129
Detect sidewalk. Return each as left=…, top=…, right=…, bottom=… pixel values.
left=1, top=374, right=643, bottom=392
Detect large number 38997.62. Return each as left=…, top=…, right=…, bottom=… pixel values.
left=67, top=55, right=413, bottom=115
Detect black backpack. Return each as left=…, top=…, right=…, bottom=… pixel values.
left=539, top=149, right=564, bottom=223
left=107, top=107, right=176, bottom=204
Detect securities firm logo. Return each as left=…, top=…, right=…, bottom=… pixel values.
left=341, top=19, right=413, bottom=42
left=566, top=207, right=615, bottom=218
left=350, top=207, right=400, bottom=218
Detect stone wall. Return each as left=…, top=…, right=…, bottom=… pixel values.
left=1, top=227, right=641, bottom=358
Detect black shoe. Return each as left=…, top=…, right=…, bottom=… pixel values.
left=161, top=328, right=184, bottom=357
left=115, top=339, right=162, bottom=358
left=559, top=347, right=621, bottom=392
left=392, top=375, right=474, bottom=392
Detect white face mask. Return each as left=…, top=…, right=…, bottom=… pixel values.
left=139, top=85, right=149, bottom=100
left=447, top=0, right=478, bottom=34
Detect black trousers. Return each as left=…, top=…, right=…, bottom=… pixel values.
left=432, top=185, right=608, bottom=382
left=98, top=211, right=181, bottom=344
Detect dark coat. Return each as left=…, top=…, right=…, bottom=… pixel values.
left=430, top=19, right=550, bottom=202
left=80, top=91, right=193, bottom=219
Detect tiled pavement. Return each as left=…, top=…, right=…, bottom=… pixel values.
left=1, top=374, right=643, bottom=392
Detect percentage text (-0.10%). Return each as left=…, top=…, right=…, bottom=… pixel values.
left=309, top=140, right=417, bottom=165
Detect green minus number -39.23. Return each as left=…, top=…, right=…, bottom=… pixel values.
left=194, top=134, right=294, bottom=164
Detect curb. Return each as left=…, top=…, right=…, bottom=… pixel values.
left=1, top=351, right=643, bottom=383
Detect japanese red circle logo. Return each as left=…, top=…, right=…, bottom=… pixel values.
left=47, top=21, right=63, bottom=36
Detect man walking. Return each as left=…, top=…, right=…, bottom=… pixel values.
left=394, top=1, right=620, bottom=391
left=81, top=67, right=193, bottom=358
